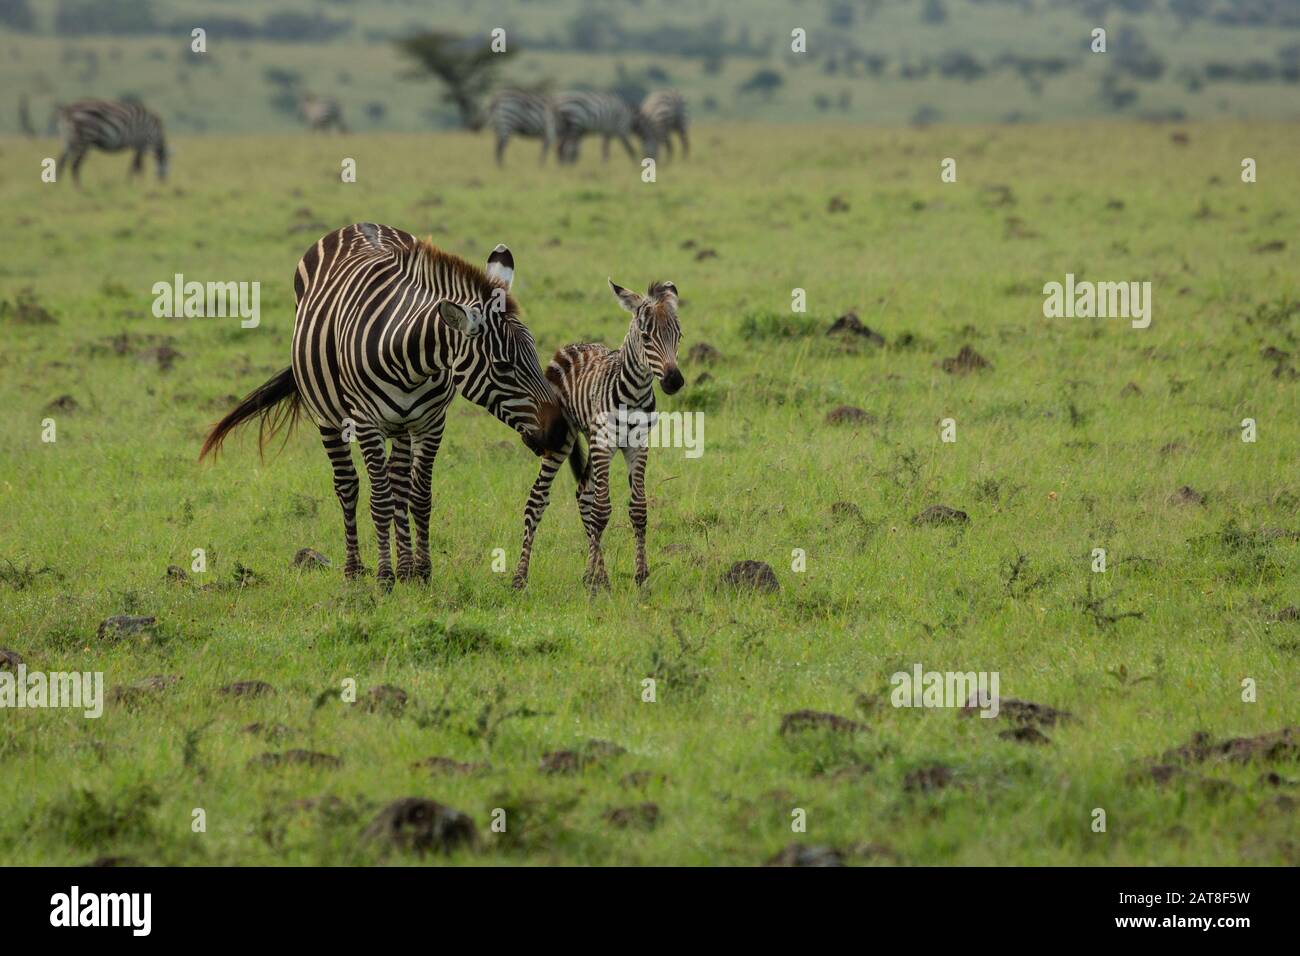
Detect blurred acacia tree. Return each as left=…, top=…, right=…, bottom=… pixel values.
left=394, top=31, right=512, bottom=130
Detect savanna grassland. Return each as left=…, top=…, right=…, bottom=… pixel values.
left=0, top=121, right=1297, bottom=865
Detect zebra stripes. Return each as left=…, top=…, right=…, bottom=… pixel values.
left=487, top=89, right=556, bottom=165
left=513, top=280, right=684, bottom=590
left=554, top=92, right=637, bottom=164
left=638, top=89, right=689, bottom=160
left=56, top=99, right=168, bottom=185
left=201, top=223, right=566, bottom=587
left=300, top=93, right=347, bottom=133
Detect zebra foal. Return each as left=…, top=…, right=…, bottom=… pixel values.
left=513, top=280, right=684, bottom=591
left=56, top=99, right=168, bottom=185
left=201, top=223, right=566, bottom=588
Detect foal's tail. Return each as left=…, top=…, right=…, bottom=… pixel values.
left=199, top=367, right=302, bottom=462
left=567, top=434, right=591, bottom=486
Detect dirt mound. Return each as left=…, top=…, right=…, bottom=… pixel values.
left=940, top=345, right=991, bottom=374
left=604, top=803, right=660, bottom=829
left=780, top=710, right=866, bottom=734
left=826, top=312, right=885, bottom=345
left=912, top=504, right=969, bottom=526
left=765, top=843, right=844, bottom=867
left=358, top=684, right=408, bottom=716
left=825, top=405, right=875, bottom=425
left=540, top=739, right=626, bottom=775
left=293, top=548, right=330, bottom=569
left=219, top=680, right=275, bottom=698
left=363, top=797, right=477, bottom=856
left=722, top=560, right=779, bottom=592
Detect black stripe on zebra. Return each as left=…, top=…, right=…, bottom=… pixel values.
left=201, top=223, right=567, bottom=588
left=553, top=92, right=637, bottom=164
left=56, top=99, right=168, bottom=185
left=487, top=89, right=556, bottom=166
left=513, top=279, right=684, bottom=591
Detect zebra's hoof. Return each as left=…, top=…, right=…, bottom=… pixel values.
left=635, top=570, right=649, bottom=587
left=511, top=575, right=528, bottom=591
left=343, top=563, right=368, bottom=580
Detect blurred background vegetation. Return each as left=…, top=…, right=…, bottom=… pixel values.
left=1, top=0, right=1298, bottom=132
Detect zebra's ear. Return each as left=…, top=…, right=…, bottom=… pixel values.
left=439, top=300, right=484, bottom=336
left=486, top=244, right=514, bottom=290
left=608, top=278, right=644, bottom=313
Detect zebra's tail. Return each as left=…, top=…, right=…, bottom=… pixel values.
left=567, top=435, right=591, bottom=487
left=199, top=367, right=302, bottom=462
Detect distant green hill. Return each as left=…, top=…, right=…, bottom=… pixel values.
left=2, top=0, right=1298, bottom=132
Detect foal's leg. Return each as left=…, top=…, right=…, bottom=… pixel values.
left=578, top=440, right=614, bottom=591
left=355, top=425, right=396, bottom=588
left=513, top=438, right=573, bottom=590
left=320, top=426, right=363, bottom=578
left=623, top=445, right=650, bottom=585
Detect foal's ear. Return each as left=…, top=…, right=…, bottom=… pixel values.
left=486, top=243, right=515, bottom=290
left=608, top=278, right=644, bottom=313
left=439, top=299, right=484, bottom=336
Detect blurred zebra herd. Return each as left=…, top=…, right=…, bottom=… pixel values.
left=488, top=88, right=689, bottom=166
left=49, top=87, right=688, bottom=184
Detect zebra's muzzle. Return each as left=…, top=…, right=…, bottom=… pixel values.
left=662, top=367, right=685, bottom=395
left=524, top=400, right=567, bottom=456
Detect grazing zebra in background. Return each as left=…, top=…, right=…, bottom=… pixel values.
left=513, top=279, right=684, bottom=591
left=638, top=90, right=689, bottom=160
left=487, top=89, right=556, bottom=166
left=56, top=99, right=168, bottom=185
left=200, top=223, right=566, bottom=588
left=300, top=92, right=347, bottom=133
left=554, top=92, right=637, bottom=164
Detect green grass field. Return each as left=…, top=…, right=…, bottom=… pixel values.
left=1, top=121, right=1298, bottom=865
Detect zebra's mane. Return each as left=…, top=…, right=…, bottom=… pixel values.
left=409, top=236, right=520, bottom=316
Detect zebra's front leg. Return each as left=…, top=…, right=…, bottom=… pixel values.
left=321, top=427, right=364, bottom=579
left=387, top=434, right=415, bottom=582
left=578, top=441, right=614, bottom=591
left=356, top=426, right=396, bottom=589
left=408, top=428, right=443, bottom=584
left=624, top=445, right=650, bottom=586
left=514, top=442, right=571, bottom=590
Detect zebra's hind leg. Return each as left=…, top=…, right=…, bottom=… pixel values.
left=408, top=432, right=442, bottom=584
left=321, top=427, right=364, bottom=579
left=129, top=149, right=145, bottom=179
left=513, top=440, right=572, bottom=590
left=356, top=426, right=397, bottom=589
left=68, top=147, right=88, bottom=187
left=387, top=434, right=415, bottom=582
left=495, top=135, right=508, bottom=166
left=678, top=126, right=689, bottom=158
left=578, top=441, right=613, bottom=591
left=623, top=445, right=650, bottom=586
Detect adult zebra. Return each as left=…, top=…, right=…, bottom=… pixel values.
left=553, top=92, right=637, bottom=164
left=56, top=99, right=168, bottom=185
left=486, top=89, right=556, bottom=166
left=638, top=90, right=689, bottom=160
left=200, top=223, right=567, bottom=587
